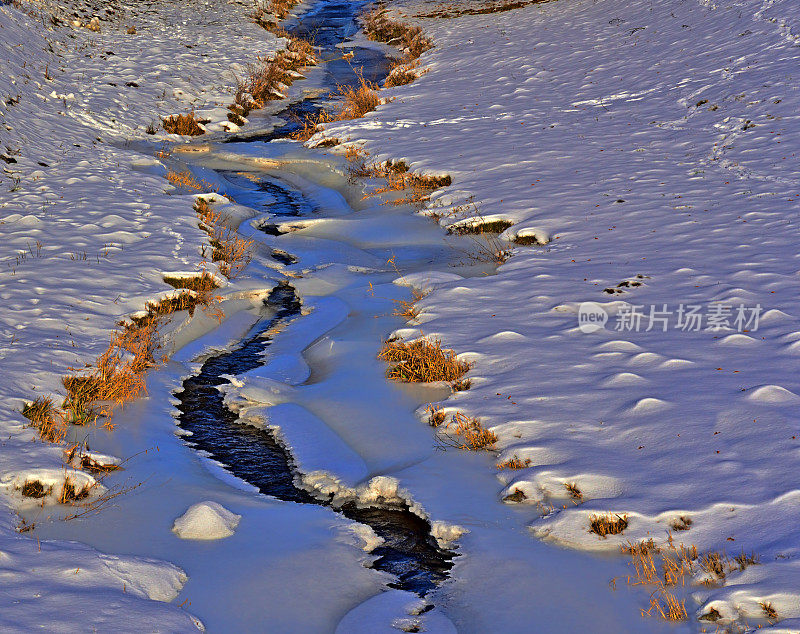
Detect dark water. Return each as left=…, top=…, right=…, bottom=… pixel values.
left=175, top=283, right=455, bottom=595
left=225, top=0, right=394, bottom=143
left=175, top=0, right=457, bottom=595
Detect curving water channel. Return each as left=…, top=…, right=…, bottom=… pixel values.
left=174, top=0, right=477, bottom=606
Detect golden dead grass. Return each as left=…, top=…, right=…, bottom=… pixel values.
left=447, top=219, right=513, bottom=235
left=165, top=170, right=217, bottom=192
left=343, top=149, right=452, bottom=206
left=670, top=515, right=693, bottom=531
left=58, top=275, right=226, bottom=430
left=760, top=601, right=779, bottom=624
left=384, top=61, right=423, bottom=88
left=438, top=411, right=497, bottom=451
left=362, top=10, right=432, bottom=60
left=618, top=539, right=692, bottom=621
left=642, top=587, right=688, bottom=621
left=292, top=73, right=381, bottom=142
left=162, top=111, right=205, bottom=136
left=336, top=74, right=381, bottom=119
left=21, top=396, right=68, bottom=443
left=22, top=201, right=235, bottom=443
left=496, top=455, right=531, bottom=469
left=392, top=287, right=427, bottom=321
left=378, top=336, right=471, bottom=383
left=564, top=482, right=583, bottom=503
left=194, top=198, right=254, bottom=279
left=426, top=403, right=447, bottom=427
left=235, top=37, right=316, bottom=114
left=21, top=480, right=51, bottom=498
left=589, top=512, right=629, bottom=537
left=618, top=537, right=762, bottom=623
left=58, top=477, right=92, bottom=504
left=253, top=0, right=296, bottom=21
left=163, top=271, right=221, bottom=293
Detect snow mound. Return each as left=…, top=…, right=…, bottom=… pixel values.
left=172, top=502, right=241, bottom=540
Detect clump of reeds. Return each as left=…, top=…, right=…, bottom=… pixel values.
left=589, top=512, right=629, bottom=537
left=21, top=396, right=67, bottom=443
left=162, top=111, right=205, bottom=136
left=437, top=412, right=497, bottom=451
left=378, top=336, right=471, bottom=383
left=194, top=198, right=254, bottom=279
left=496, top=455, right=531, bottom=469
left=362, top=10, right=432, bottom=60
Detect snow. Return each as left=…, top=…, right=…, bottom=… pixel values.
left=335, top=589, right=457, bottom=634
left=313, top=0, right=800, bottom=626
left=172, top=502, right=241, bottom=540
left=0, top=0, right=283, bottom=628
left=4, top=0, right=800, bottom=628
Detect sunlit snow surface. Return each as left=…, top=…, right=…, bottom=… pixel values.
left=3, top=0, right=800, bottom=630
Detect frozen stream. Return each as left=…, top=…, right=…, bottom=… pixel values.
left=27, top=0, right=663, bottom=631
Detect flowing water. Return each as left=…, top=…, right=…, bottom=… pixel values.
left=172, top=0, right=477, bottom=601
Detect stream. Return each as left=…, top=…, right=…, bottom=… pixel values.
left=175, top=0, right=474, bottom=608
left=25, top=0, right=658, bottom=630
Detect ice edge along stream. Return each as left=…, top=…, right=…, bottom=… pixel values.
left=170, top=0, right=495, bottom=606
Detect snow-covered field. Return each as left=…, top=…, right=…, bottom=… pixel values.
left=3, top=0, right=800, bottom=629
left=0, top=0, right=284, bottom=628
left=319, top=0, right=800, bottom=628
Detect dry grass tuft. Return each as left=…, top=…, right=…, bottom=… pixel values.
left=438, top=411, right=497, bottom=451
left=163, top=271, right=221, bottom=293
left=384, top=61, right=423, bottom=88
left=235, top=38, right=316, bottom=114
left=343, top=150, right=451, bottom=206
left=734, top=550, right=760, bottom=570
left=669, top=515, right=692, bottom=531
left=194, top=198, right=254, bottom=279
left=392, top=287, right=427, bottom=321
left=619, top=537, right=763, bottom=623
left=496, top=455, right=531, bottom=469
left=426, top=403, right=447, bottom=427
left=292, top=73, right=381, bottom=142
left=378, top=336, right=471, bottom=384
left=21, top=480, right=51, bottom=498
left=336, top=73, right=381, bottom=120
left=513, top=234, right=546, bottom=246
left=252, top=0, right=296, bottom=22
left=760, top=601, right=778, bottom=624
left=21, top=199, right=237, bottom=441
left=589, top=512, right=629, bottom=537
left=162, top=111, right=205, bottom=136
left=565, top=482, right=583, bottom=503
left=80, top=455, right=121, bottom=474
left=21, top=397, right=67, bottom=443
left=642, top=587, right=688, bottom=621
left=165, top=170, right=217, bottom=192
left=447, top=219, right=513, bottom=235
left=363, top=10, right=432, bottom=60
left=58, top=477, right=91, bottom=504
